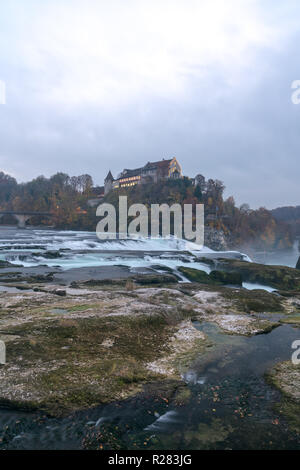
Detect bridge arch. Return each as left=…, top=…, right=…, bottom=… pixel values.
left=0, top=211, right=52, bottom=228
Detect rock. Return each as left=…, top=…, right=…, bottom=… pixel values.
left=0, top=271, right=297, bottom=419
left=150, top=264, right=176, bottom=273
left=178, top=267, right=211, bottom=283
left=80, top=273, right=179, bottom=287
left=209, top=270, right=243, bottom=286
left=0, top=260, right=23, bottom=268
left=280, top=315, right=300, bottom=325
left=296, top=256, right=300, bottom=270
left=269, top=361, right=300, bottom=400
left=132, top=273, right=179, bottom=285
left=35, top=250, right=63, bottom=259
left=195, top=257, right=216, bottom=268
left=214, top=258, right=300, bottom=291
left=28, top=273, right=54, bottom=282
left=204, top=226, right=228, bottom=251
left=266, top=361, right=300, bottom=433
left=178, top=267, right=242, bottom=286
left=0, top=285, right=208, bottom=416
left=53, top=289, right=67, bottom=296
left=0, top=245, right=45, bottom=251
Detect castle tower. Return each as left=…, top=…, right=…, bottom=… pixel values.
left=104, top=170, right=114, bottom=195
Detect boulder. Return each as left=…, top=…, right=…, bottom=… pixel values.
left=53, top=289, right=67, bottom=296
left=0, top=260, right=23, bottom=268
left=178, top=267, right=242, bottom=286
left=178, top=267, right=211, bottom=283
left=35, top=250, right=63, bottom=259
left=296, top=256, right=300, bottom=270
left=132, top=273, right=179, bottom=285
left=209, top=270, right=243, bottom=286
left=214, top=258, right=300, bottom=291
left=204, top=226, right=228, bottom=251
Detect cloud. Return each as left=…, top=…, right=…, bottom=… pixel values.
left=0, top=0, right=299, bottom=208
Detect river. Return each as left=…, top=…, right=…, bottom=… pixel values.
left=0, top=227, right=299, bottom=450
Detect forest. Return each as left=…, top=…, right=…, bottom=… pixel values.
left=0, top=170, right=294, bottom=251
left=271, top=205, right=300, bottom=238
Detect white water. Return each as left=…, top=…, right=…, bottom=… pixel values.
left=0, top=228, right=279, bottom=292
left=242, top=282, right=276, bottom=293
left=0, top=229, right=249, bottom=257
left=144, top=411, right=180, bottom=431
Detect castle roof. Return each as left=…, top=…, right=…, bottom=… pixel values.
left=105, top=170, right=114, bottom=182
left=119, top=168, right=143, bottom=178
left=113, top=158, right=177, bottom=182
left=143, top=159, right=172, bottom=170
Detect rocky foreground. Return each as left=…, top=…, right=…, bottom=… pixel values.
left=0, top=258, right=299, bottom=433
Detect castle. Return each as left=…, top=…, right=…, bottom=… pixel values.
left=104, top=157, right=182, bottom=194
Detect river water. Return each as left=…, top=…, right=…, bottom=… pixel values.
left=0, top=227, right=299, bottom=450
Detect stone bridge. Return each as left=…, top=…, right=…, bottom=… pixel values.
left=0, top=211, right=52, bottom=228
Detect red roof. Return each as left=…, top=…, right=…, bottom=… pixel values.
left=143, top=159, right=172, bottom=169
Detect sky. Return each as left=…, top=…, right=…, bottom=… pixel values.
left=0, top=0, right=300, bottom=209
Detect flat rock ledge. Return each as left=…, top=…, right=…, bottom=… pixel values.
left=266, top=361, right=300, bottom=434
left=0, top=275, right=299, bottom=417
left=267, top=361, right=300, bottom=401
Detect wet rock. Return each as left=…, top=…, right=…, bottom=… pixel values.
left=0, top=288, right=206, bottom=416
left=0, top=245, right=46, bottom=251
left=0, top=260, right=23, bottom=268
left=214, top=259, right=300, bottom=291
left=178, top=267, right=242, bottom=286
left=173, top=385, right=192, bottom=405
left=204, top=226, right=228, bottom=251
left=52, top=289, right=67, bottom=296
left=26, top=273, right=55, bottom=283
left=274, top=360, right=300, bottom=395
left=209, top=270, right=243, bottom=286
left=35, top=250, right=63, bottom=259
left=279, top=314, right=300, bottom=325
left=183, top=418, right=234, bottom=448
left=72, top=272, right=179, bottom=288
left=80, top=278, right=128, bottom=287
left=195, top=257, right=216, bottom=268
left=131, top=273, right=179, bottom=285
left=222, top=285, right=283, bottom=312
left=266, top=361, right=300, bottom=433
left=178, top=267, right=211, bottom=283
left=0, top=272, right=298, bottom=419
left=150, top=264, right=174, bottom=273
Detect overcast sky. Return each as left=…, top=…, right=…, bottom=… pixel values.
left=0, top=0, right=299, bottom=209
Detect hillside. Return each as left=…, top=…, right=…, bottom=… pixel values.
left=104, top=177, right=293, bottom=251
left=0, top=170, right=293, bottom=251
left=271, top=206, right=300, bottom=238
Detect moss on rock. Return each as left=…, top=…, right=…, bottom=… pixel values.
left=213, top=259, right=300, bottom=291
left=266, top=361, right=300, bottom=434
left=178, top=267, right=242, bottom=286
left=0, top=287, right=208, bottom=417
